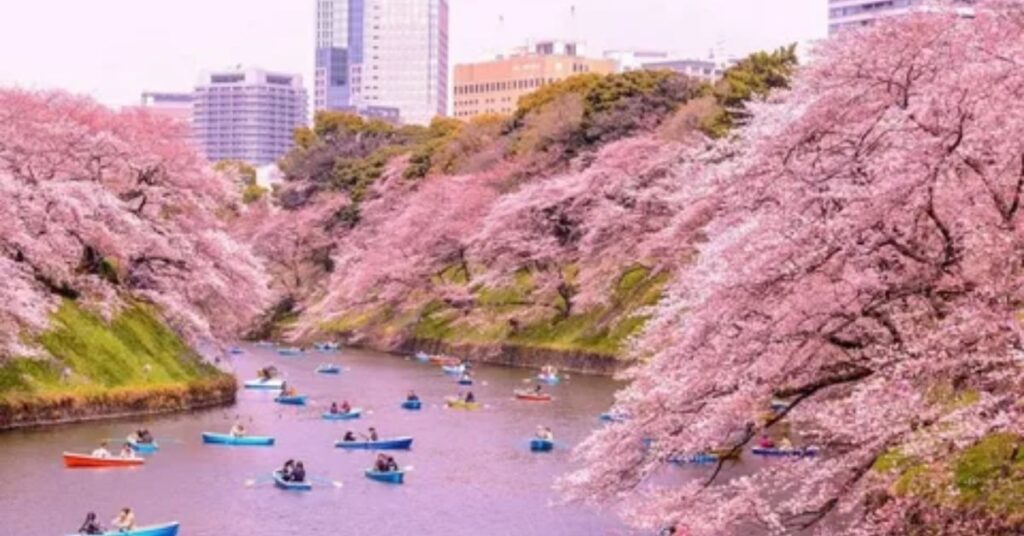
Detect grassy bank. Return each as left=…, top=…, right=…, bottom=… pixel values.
left=0, top=299, right=235, bottom=429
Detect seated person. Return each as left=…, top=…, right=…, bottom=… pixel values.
left=229, top=423, right=246, bottom=437
left=406, top=390, right=419, bottom=402
left=280, top=459, right=295, bottom=479
left=534, top=384, right=544, bottom=394
left=374, top=454, right=389, bottom=472
left=757, top=434, right=776, bottom=449
left=536, top=426, right=554, bottom=441
left=342, top=430, right=356, bottom=442
left=464, top=391, right=476, bottom=403
left=340, top=400, right=352, bottom=413
left=78, top=512, right=103, bottom=535
left=329, top=402, right=340, bottom=414
left=291, top=461, right=306, bottom=482
left=779, top=437, right=794, bottom=450
left=111, top=508, right=135, bottom=531
left=119, top=444, right=136, bottom=459
left=385, top=456, right=399, bottom=472
left=368, top=427, right=379, bottom=441
left=91, top=442, right=111, bottom=459
left=139, top=429, right=153, bottom=443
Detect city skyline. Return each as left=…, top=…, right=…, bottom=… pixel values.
left=0, top=0, right=825, bottom=110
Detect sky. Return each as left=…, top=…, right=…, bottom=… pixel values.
left=0, top=0, right=827, bottom=108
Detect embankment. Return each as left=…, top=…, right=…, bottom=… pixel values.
left=396, top=338, right=632, bottom=376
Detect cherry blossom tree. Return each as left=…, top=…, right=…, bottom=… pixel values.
left=0, top=90, right=269, bottom=356
left=562, top=3, right=1024, bottom=534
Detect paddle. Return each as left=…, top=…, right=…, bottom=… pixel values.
left=308, top=475, right=344, bottom=488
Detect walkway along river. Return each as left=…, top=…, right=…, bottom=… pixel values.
left=0, top=344, right=638, bottom=535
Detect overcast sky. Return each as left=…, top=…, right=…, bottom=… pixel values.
left=0, top=0, right=827, bottom=108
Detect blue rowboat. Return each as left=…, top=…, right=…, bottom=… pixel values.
left=668, top=453, right=719, bottom=465
left=277, top=347, right=303, bottom=356
left=273, top=470, right=312, bottom=491
left=537, top=374, right=561, bottom=385
left=599, top=412, right=628, bottom=423
left=401, top=400, right=422, bottom=410
left=229, top=346, right=244, bottom=354
left=65, top=521, right=180, bottom=536
left=530, top=438, right=554, bottom=452
left=457, top=377, right=473, bottom=386
left=321, top=408, right=363, bottom=420
left=414, top=351, right=430, bottom=362
left=752, top=447, right=819, bottom=458
left=128, top=439, right=159, bottom=453
left=201, top=432, right=275, bottom=446
left=274, top=394, right=307, bottom=406
left=365, top=469, right=404, bottom=484
left=314, top=342, right=341, bottom=351
left=316, top=364, right=342, bottom=374
left=335, top=436, right=413, bottom=450
left=243, top=378, right=284, bottom=390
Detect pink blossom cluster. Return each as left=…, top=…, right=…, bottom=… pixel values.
left=0, top=90, right=269, bottom=356
left=562, top=3, right=1024, bottom=534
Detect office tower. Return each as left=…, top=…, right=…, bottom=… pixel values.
left=192, top=68, right=309, bottom=166
left=453, top=40, right=616, bottom=119
left=314, top=0, right=448, bottom=125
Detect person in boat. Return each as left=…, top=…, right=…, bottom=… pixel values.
left=91, top=441, right=111, bottom=459
left=340, top=400, right=352, bottom=413
left=329, top=402, right=340, bottom=414
left=119, top=443, right=136, bottom=459
left=280, top=459, right=295, bottom=480
left=374, top=453, right=390, bottom=472
left=111, top=507, right=135, bottom=532
left=464, top=391, right=476, bottom=403
left=367, top=427, right=379, bottom=441
left=385, top=455, right=399, bottom=472
left=534, top=383, right=544, bottom=394
left=536, top=425, right=554, bottom=441
left=342, top=430, right=357, bottom=442
left=78, top=512, right=103, bottom=535
left=406, top=390, right=419, bottom=402
left=291, top=461, right=306, bottom=483
left=757, top=434, right=776, bottom=449
left=139, top=428, right=153, bottom=443
left=778, top=436, right=794, bottom=451
left=230, top=422, right=246, bottom=437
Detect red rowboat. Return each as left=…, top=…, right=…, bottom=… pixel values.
left=63, top=452, right=145, bottom=468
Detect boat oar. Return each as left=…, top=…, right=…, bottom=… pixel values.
left=309, top=475, right=344, bottom=488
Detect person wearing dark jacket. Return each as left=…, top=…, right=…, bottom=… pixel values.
left=78, top=512, right=103, bottom=535
left=291, top=461, right=306, bottom=482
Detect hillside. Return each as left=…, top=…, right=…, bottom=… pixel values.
left=239, top=49, right=796, bottom=370
left=0, top=90, right=268, bottom=425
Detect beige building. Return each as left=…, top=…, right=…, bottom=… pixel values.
left=453, top=40, right=617, bottom=119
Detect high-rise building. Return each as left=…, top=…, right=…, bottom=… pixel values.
left=314, top=0, right=448, bottom=125
left=453, top=40, right=616, bottom=119
left=137, top=92, right=194, bottom=124
left=192, top=68, right=308, bottom=166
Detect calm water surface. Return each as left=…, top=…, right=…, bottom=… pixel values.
left=0, top=345, right=642, bottom=535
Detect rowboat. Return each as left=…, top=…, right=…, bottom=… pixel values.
left=316, top=364, right=342, bottom=374
left=277, top=347, right=303, bottom=356
left=243, top=378, right=283, bottom=390
left=752, top=447, right=819, bottom=458
left=62, top=452, right=144, bottom=468
left=429, top=355, right=460, bottom=366
left=668, top=453, right=719, bottom=465
left=414, top=351, right=430, bottom=362
left=445, top=398, right=480, bottom=411
left=442, top=364, right=466, bottom=375
left=273, top=470, right=312, bottom=491
left=457, top=377, right=473, bottom=386
left=530, top=438, right=554, bottom=452
left=314, top=342, right=341, bottom=351
left=335, top=436, right=413, bottom=450
left=364, top=468, right=404, bottom=484
left=127, top=439, right=159, bottom=453
left=401, top=400, right=422, bottom=410
left=514, top=390, right=552, bottom=402
left=274, top=394, right=308, bottom=406
left=537, top=374, right=561, bottom=385
left=321, top=408, right=363, bottom=420
left=229, top=346, right=244, bottom=354
left=599, top=412, right=629, bottom=422
left=201, top=432, right=275, bottom=446
left=65, top=521, right=180, bottom=536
